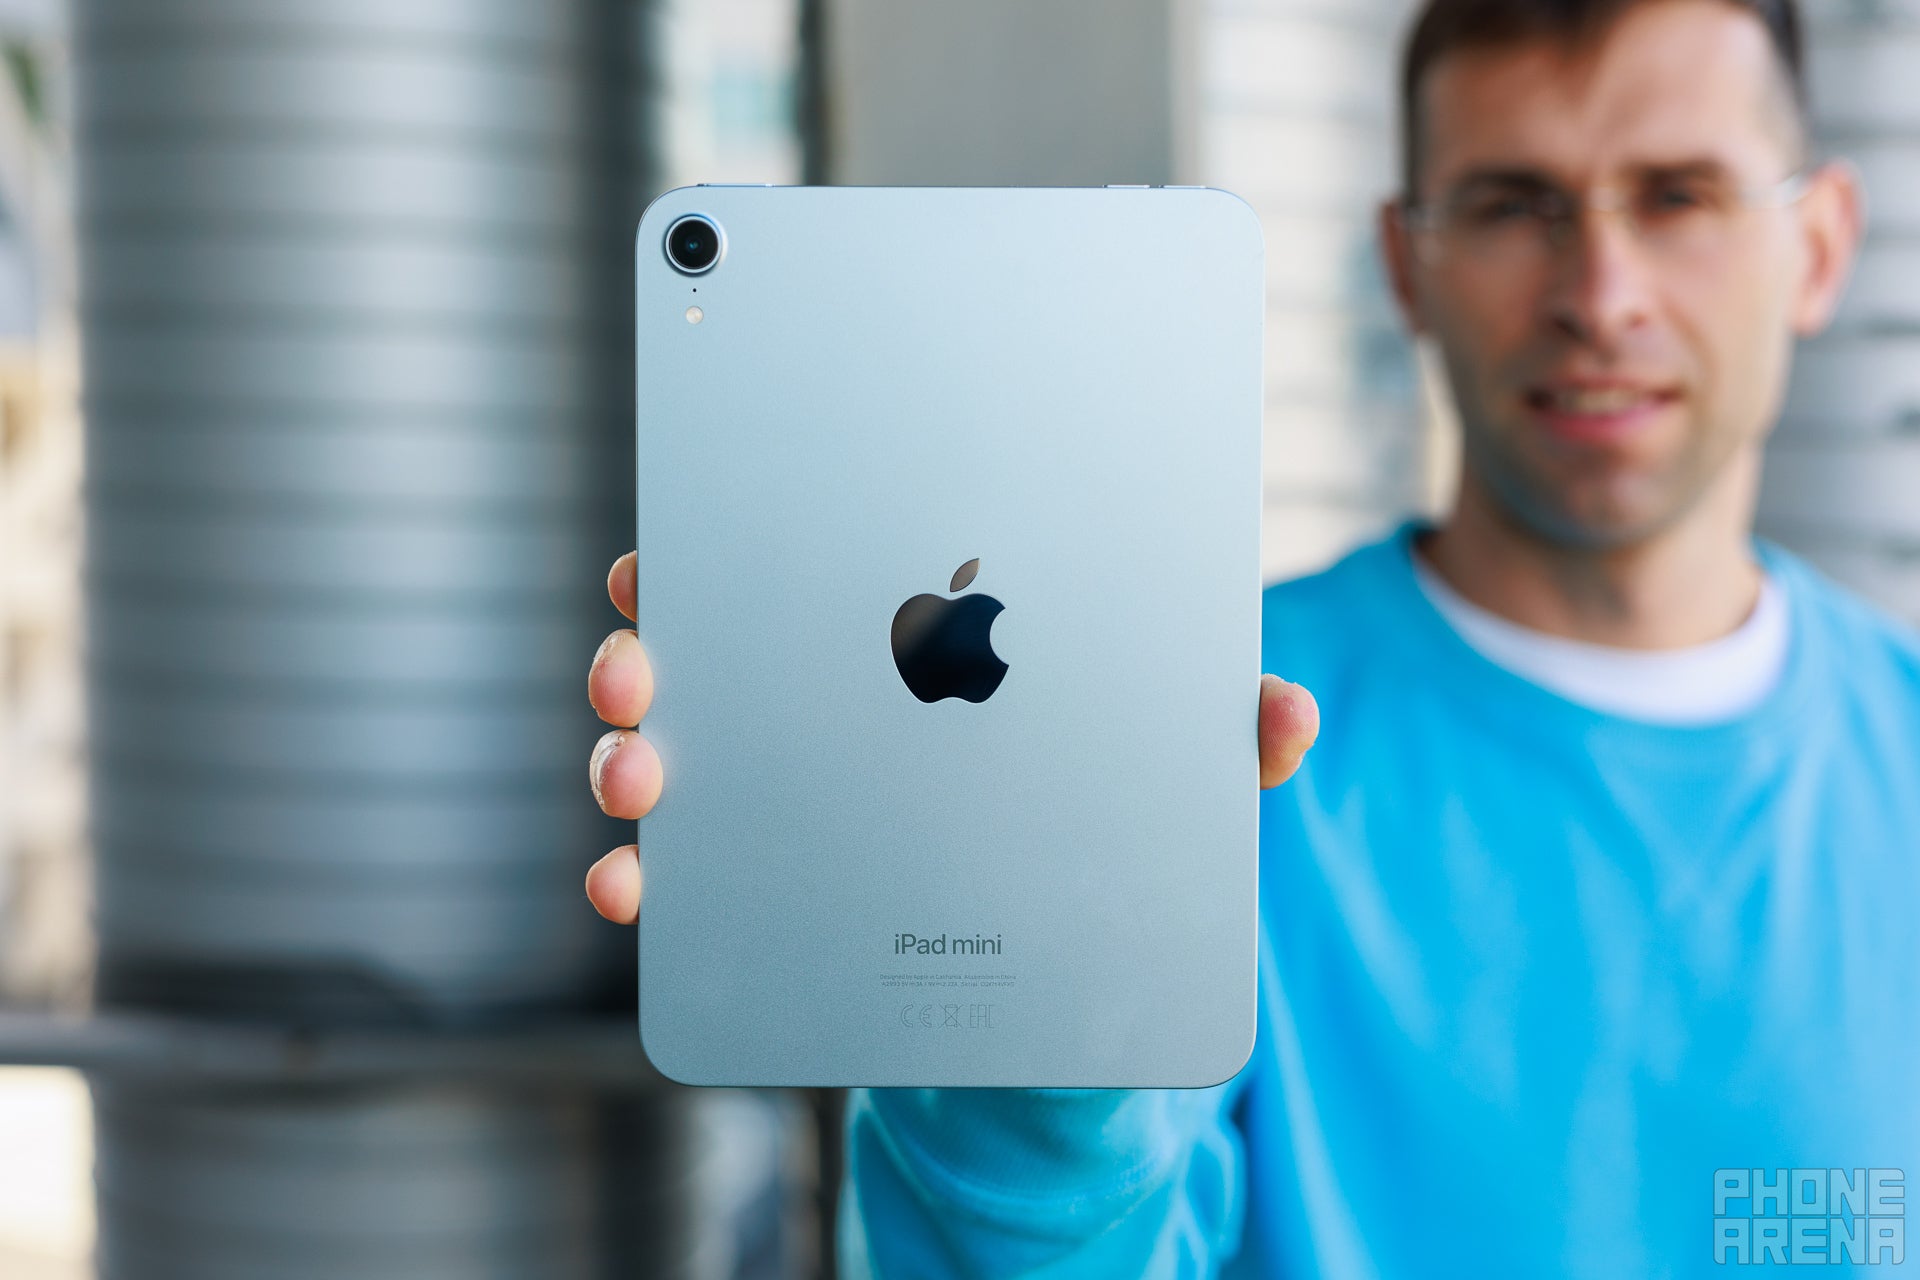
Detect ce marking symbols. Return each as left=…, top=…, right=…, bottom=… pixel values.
left=898, top=1002, right=996, bottom=1030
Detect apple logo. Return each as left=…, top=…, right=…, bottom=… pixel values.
left=890, top=558, right=1009, bottom=704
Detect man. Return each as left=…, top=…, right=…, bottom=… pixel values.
left=585, top=0, right=1920, bottom=1273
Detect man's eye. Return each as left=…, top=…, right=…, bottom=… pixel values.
left=1643, top=184, right=1711, bottom=214
left=1462, top=196, right=1536, bottom=225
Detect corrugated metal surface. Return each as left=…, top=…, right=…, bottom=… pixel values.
left=89, top=1081, right=704, bottom=1280
left=76, top=0, right=645, bottom=1021
left=69, top=2, right=733, bottom=1275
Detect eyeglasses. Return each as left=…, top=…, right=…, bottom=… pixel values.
left=1401, top=165, right=1814, bottom=271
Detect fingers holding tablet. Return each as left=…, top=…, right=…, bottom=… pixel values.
left=589, top=627, right=653, bottom=728
left=589, top=728, right=660, bottom=819
left=586, top=550, right=660, bottom=924
left=586, top=845, right=641, bottom=925
left=607, top=550, right=639, bottom=622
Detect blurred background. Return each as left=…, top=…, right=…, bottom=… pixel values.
left=0, top=0, right=1913, bottom=1275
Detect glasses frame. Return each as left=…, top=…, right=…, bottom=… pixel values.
left=1399, top=163, right=1818, bottom=267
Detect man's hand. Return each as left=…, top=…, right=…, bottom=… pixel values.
left=585, top=550, right=1320, bottom=924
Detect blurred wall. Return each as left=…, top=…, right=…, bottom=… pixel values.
left=823, top=0, right=1197, bottom=186
left=1757, top=0, right=1920, bottom=625
left=1195, top=0, right=1435, bottom=581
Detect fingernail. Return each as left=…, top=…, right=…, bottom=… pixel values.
left=589, top=730, right=624, bottom=806
left=590, top=631, right=622, bottom=675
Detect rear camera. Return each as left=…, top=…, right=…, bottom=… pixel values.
left=664, top=215, right=723, bottom=275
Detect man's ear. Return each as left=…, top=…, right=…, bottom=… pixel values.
left=1791, top=158, right=1866, bottom=338
left=1378, top=197, right=1426, bottom=336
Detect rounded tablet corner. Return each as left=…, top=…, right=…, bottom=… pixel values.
left=1202, top=186, right=1266, bottom=255
left=634, top=185, right=705, bottom=248
left=1185, top=1018, right=1258, bottom=1091
left=637, top=1011, right=709, bottom=1088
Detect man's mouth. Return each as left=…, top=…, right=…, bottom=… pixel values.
left=1522, top=382, right=1679, bottom=442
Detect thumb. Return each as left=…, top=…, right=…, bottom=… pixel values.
left=1258, top=674, right=1319, bottom=789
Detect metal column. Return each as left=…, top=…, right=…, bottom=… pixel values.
left=70, top=1, right=727, bottom=1274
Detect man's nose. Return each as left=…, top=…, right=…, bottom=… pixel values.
left=1542, top=207, right=1654, bottom=351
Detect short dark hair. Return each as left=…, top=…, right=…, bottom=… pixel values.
left=1398, top=0, right=1808, bottom=196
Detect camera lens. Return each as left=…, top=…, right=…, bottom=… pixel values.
left=664, top=215, right=723, bottom=274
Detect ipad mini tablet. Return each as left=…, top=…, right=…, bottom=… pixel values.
left=633, top=185, right=1262, bottom=1088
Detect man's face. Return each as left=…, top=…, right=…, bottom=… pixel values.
left=1385, top=0, right=1856, bottom=550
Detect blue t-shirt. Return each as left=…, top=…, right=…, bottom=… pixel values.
left=839, top=518, right=1920, bottom=1278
